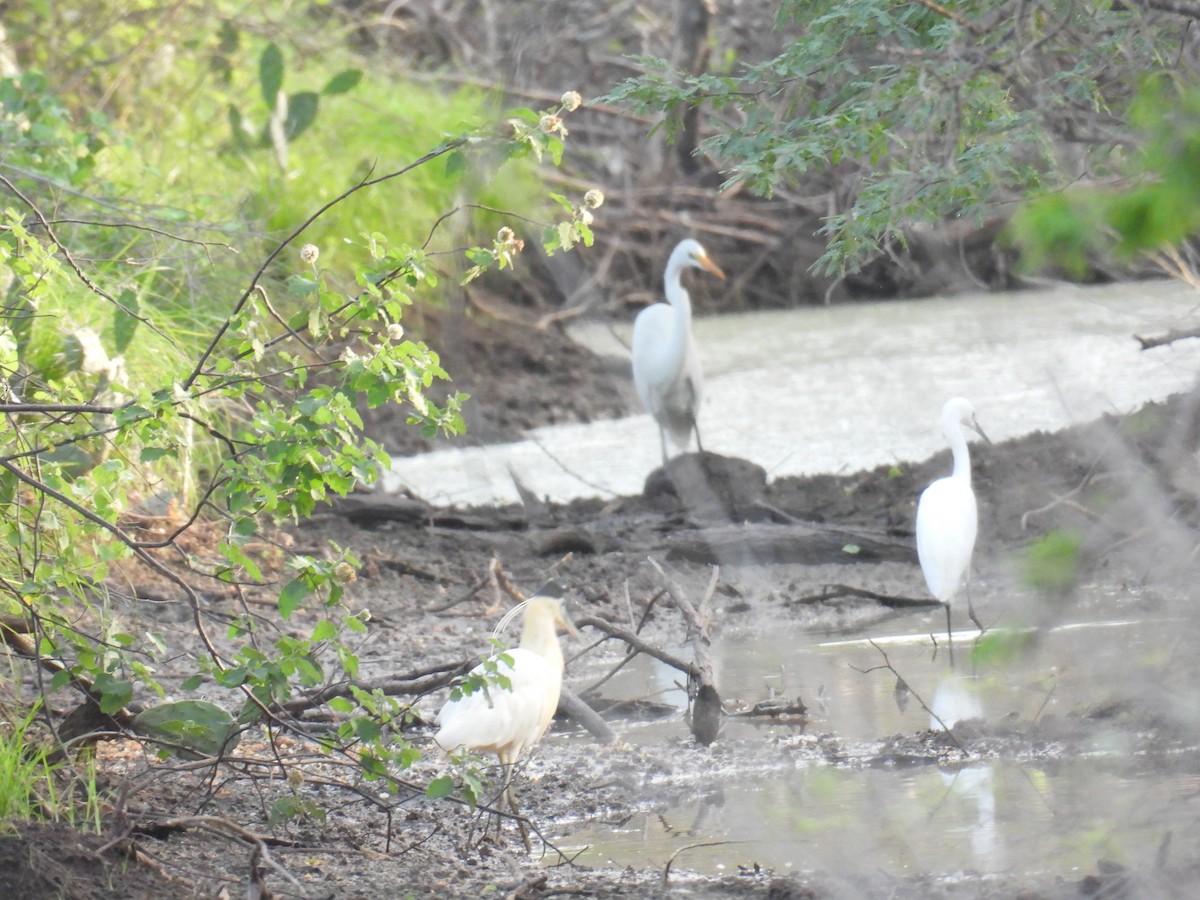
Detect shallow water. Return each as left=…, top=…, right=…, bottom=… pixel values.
left=386, top=280, right=1200, bottom=506
left=552, top=600, right=1200, bottom=881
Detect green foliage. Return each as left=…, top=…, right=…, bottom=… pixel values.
left=1022, top=529, right=1082, bottom=594
left=599, top=0, right=1192, bottom=274
left=970, top=627, right=1038, bottom=668
left=132, top=700, right=239, bottom=759
left=1011, top=80, right=1200, bottom=272
left=0, top=701, right=102, bottom=831
left=0, top=9, right=599, bottom=826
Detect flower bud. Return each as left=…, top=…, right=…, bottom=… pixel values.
left=300, top=243, right=319, bottom=264
left=584, top=189, right=604, bottom=209
left=386, top=323, right=405, bottom=342
left=539, top=114, right=562, bottom=134
left=560, top=91, right=582, bottom=112
left=334, top=562, right=357, bottom=585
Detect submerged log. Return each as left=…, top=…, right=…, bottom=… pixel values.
left=665, top=521, right=915, bottom=566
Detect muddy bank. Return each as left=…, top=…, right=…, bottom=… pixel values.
left=13, top=387, right=1191, bottom=897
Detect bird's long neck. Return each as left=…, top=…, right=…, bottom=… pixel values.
left=947, top=423, right=972, bottom=485
left=664, top=260, right=693, bottom=359
left=519, top=607, right=564, bottom=670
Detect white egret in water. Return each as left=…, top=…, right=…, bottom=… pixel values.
left=916, top=397, right=989, bottom=661
left=435, top=595, right=578, bottom=842
left=631, top=238, right=726, bottom=465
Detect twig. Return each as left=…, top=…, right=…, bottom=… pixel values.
left=789, top=583, right=939, bottom=610
left=662, top=840, right=741, bottom=885
left=854, top=640, right=965, bottom=752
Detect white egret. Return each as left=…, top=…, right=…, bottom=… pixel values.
left=631, top=238, right=726, bottom=465
left=916, top=397, right=989, bottom=660
left=435, top=595, right=578, bottom=832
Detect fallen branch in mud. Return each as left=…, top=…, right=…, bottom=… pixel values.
left=665, top=521, right=916, bottom=565
left=1134, top=325, right=1200, bottom=350
left=648, top=560, right=722, bottom=745
left=1019, top=464, right=1104, bottom=530
left=725, top=697, right=808, bottom=721
left=573, top=614, right=699, bottom=677
left=788, top=583, right=940, bottom=610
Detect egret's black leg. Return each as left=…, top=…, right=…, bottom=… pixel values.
left=946, top=602, right=955, bottom=669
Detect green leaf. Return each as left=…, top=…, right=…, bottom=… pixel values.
left=286, top=274, right=319, bottom=296
left=427, top=775, right=455, bottom=800
left=284, top=91, right=319, bottom=140
left=323, top=69, right=363, bottom=95
left=278, top=577, right=310, bottom=619
left=93, top=674, right=133, bottom=715
left=112, top=289, right=139, bottom=353
left=260, top=42, right=284, bottom=109
left=311, top=619, right=337, bottom=642
left=444, top=149, right=466, bottom=180
left=139, top=446, right=174, bottom=464
left=133, top=700, right=239, bottom=758
left=1022, top=529, right=1081, bottom=593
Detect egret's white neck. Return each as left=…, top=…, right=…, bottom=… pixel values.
left=664, top=259, right=693, bottom=355
left=947, top=422, right=972, bottom=485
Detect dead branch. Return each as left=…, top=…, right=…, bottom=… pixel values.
left=788, top=583, right=940, bottom=610
left=854, top=640, right=965, bottom=752
left=1134, top=325, right=1200, bottom=350
left=647, top=560, right=722, bottom=745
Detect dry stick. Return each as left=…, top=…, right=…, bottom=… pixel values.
left=425, top=573, right=491, bottom=613
left=1019, top=465, right=1104, bottom=530
left=574, top=614, right=699, bottom=677
left=526, top=433, right=620, bottom=498
left=789, top=583, right=940, bottom=610
left=855, top=640, right=966, bottom=753
left=128, top=814, right=305, bottom=890
left=662, top=841, right=742, bottom=886
left=647, top=560, right=722, bottom=745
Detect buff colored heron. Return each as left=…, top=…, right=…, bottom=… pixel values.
left=916, top=397, right=989, bottom=662
left=631, top=238, right=726, bottom=465
left=435, top=595, right=578, bottom=843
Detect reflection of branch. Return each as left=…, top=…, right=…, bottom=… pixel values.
left=855, top=640, right=966, bottom=753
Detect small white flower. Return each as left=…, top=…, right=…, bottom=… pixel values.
left=560, top=91, right=582, bottom=112
left=339, top=347, right=359, bottom=364
left=539, top=114, right=562, bottom=134
left=584, top=189, right=604, bottom=209
left=386, top=323, right=405, bottom=342
left=300, top=243, right=319, bottom=264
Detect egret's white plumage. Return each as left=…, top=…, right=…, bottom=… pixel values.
left=435, top=596, right=576, bottom=828
left=631, top=238, right=725, bottom=464
left=916, top=397, right=988, bottom=657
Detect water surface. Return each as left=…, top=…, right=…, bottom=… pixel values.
left=387, top=281, right=1200, bottom=505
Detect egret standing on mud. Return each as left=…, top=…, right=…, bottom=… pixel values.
left=916, top=397, right=989, bottom=658
left=435, top=595, right=578, bottom=838
left=631, top=238, right=726, bottom=465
